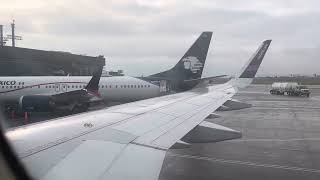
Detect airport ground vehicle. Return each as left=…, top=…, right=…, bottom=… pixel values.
left=270, top=82, right=310, bottom=97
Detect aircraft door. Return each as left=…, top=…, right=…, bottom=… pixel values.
left=54, top=83, right=60, bottom=93
left=61, top=83, right=68, bottom=92
left=160, top=80, right=168, bottom=93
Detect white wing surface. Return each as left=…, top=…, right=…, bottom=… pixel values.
left=6, top=40, right=271, bottom=180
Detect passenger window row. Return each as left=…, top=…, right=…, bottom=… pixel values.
left=1, top=85, right=86, bottom=89
left=1, top=84, right=151, bottom=89
left=99, top=84, right=151, bottom=88
left=2, top=86, right=24, bottom=89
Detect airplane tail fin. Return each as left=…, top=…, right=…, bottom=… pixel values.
left=85, top=66, right=103, bottom=94
left=149, top=32, right=212, bottom=82
left=231, top=39, right=272, bottom=88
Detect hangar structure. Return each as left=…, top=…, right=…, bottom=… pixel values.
left=0, top=46, right=105, bottom=76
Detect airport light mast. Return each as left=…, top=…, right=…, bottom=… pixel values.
left=6, top=20, right=22, bottom=47
left=0, top=25, right=3, bottom=47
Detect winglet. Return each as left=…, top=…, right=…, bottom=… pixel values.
left=85, top=66, right=103, bottom=94
left=231, top=40, right=271, bottom=88
left=238, top=40, right=272, bottom=78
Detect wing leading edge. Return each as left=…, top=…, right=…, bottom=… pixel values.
left=6, top=40, right=271, bottom=180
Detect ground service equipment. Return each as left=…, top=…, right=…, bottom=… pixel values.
left=270, top=82, right=310, bottom=97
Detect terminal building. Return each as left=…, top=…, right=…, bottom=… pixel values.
left=0, top=46, right=105, bottom=76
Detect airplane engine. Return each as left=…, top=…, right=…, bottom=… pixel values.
left=19, top=95, right=55, bottom=112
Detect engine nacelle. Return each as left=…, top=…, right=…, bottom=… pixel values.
left=19, top=95, right=55, bottom=112
left=181, top=121, right=242, bottom=143
left=217, top=99, right=252, bottom=111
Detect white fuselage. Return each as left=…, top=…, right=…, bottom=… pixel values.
left=0, top=76, right=161, bottom=103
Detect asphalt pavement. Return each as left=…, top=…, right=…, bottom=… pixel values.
left=159, top=85, right=320, bottom=180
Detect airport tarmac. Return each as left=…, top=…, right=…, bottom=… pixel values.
left=160, top=85, right=320, bottom=180
left=1, top=85, right=320, bottom=179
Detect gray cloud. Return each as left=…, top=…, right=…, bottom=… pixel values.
left=1, top=0, right=320, bottom=76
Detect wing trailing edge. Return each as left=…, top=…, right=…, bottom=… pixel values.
left=181, top=121, right=242, bottom=144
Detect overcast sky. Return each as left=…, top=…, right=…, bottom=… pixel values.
left=1, top=0, right=320, bottom=77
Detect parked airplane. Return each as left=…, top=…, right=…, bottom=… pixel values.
left=20, top=68, right=103, bottom=113
left=0, top=32, right=216, bottom=113
left=5, top=40, right=271, bottom=180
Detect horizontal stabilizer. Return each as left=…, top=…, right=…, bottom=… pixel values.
left=206, top=113, right=221, bottom=119
left=185, top=75, right=227, bottom=88
left=217, top=99, right=252, bottom=111
left=183, top=75, right=227, bottom=83
left=181, top=121, right=242, bottom=143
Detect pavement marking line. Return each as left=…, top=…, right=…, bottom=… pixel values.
left=167, top=153, right=320, bottom=174
left=231, top=138, right=320, bottom=142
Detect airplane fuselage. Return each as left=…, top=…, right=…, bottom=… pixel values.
left=0, top=76, right=163, bottom=103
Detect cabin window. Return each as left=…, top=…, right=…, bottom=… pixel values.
left=109, top=85, right=112, bottom=88
left=148, top=85, right=150, bottom=87
left=124, top=85, right=126, bottom=88
left=101, top=85, right=104, bottom=88
left=115, top=85, right=118, bottom=88
left=1, top=86, right=4, bottom=89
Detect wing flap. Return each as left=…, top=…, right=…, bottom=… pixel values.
left=42, top=140, right=126, bottom=180
left=133, top=92, right=232, bottom=149
left=41, top=140, right=166, bottom=180
left=101, top=144, right=166, bottom=180
left=151, top=95, right=229, bottom=148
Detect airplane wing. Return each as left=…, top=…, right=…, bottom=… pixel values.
left=183, top=75, right=228, bottom=87
left=183, top=74, right=227, bottom=83
left=5, top=40, right=271, bottom=180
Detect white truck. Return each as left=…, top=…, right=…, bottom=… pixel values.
left=270, top=82, right=310, bottom=97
